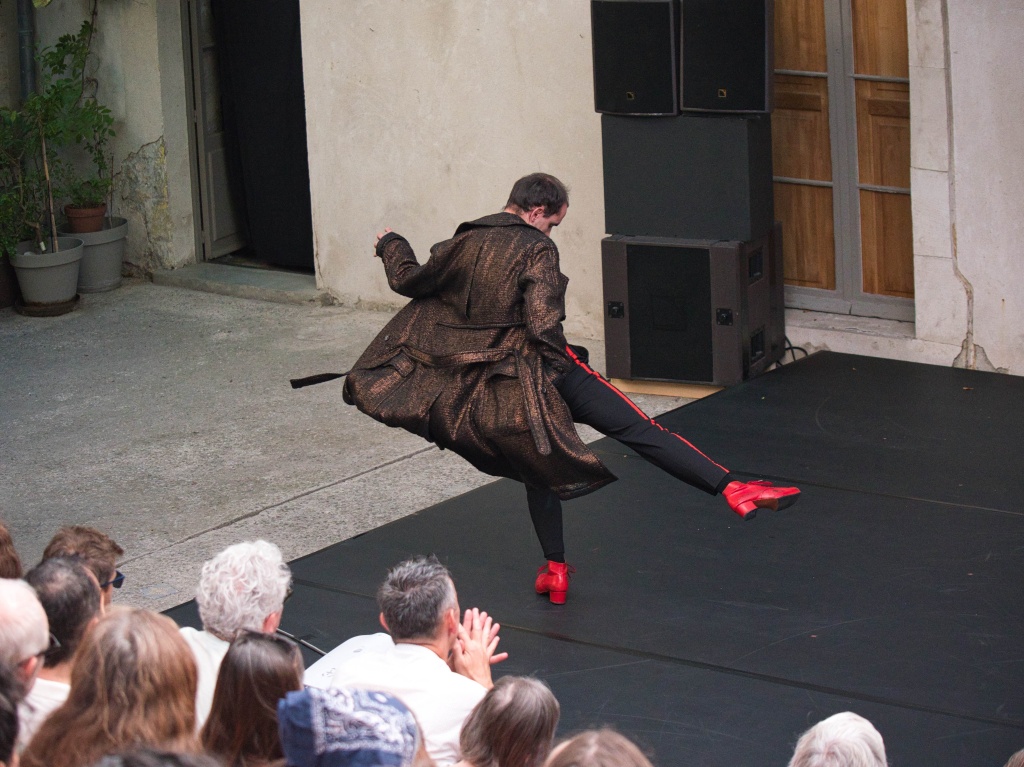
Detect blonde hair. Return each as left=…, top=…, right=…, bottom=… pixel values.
left=21, top=607, right=198, bottom=767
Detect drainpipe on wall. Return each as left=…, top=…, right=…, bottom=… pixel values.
left=17, top=0, right=36, bottom=101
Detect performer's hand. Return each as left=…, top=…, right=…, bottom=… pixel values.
left=452, top=608, right=507, bottom=689
left=373, top=227, right=393, bottom=255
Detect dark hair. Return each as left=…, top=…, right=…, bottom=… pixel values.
left=0, top=522, right=21, bottom=579
left=0, top=661, right=19, bottom=766
left=201, top=632, right=303, bottom=767
left=43, top=526, right=124, bottom=584
left=377, top=556, right=457, bottom=641
left=545, top=730, right=653, bottom=767
left=505, top=174, right=569, bottom=216
left=91, top=749, right=225, bottom=767
left=26, top=556, right=102, bottom=666
left=459, top=676, right=559, bottom=767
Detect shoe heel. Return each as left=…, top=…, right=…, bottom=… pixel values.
left=549, top=590, right=567, bottom=605
left=736, top=500, right=757, bottom=519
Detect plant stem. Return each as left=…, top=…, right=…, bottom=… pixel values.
left=39, top=122, right=59, bottom=252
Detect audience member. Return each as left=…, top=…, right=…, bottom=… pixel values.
left=0, top=579, right=49, bottom=694
left=21, top=607, right=198, bottom=767
left=787, top=712, right=887, bottom=767
left=180, top=540, right=292, bottom=727
left=455, top=676, right=559, bottom=767
left=325, top=556, right=506, bottom=766
left=277, top=687, right=424, bottom=767
left=42, top=526, right=124, bottom=607
left=544, top=730, right=654, bottom=767
left=0, top=524, right=21, bottom=579
left=18, top=557, right=103, bottom=749
left=92, top=750, right=224, bottom=767
left=201, top=632, right=304, bottom=767
left=1004, top=749, right=1024, bottom=767
left=0, top=661, right=21, bottom=767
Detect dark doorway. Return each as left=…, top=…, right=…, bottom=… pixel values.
left=185, top=0, right=314, bottom=272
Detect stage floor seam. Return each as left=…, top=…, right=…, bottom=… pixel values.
left=289, top=577, right=1024, bottom=732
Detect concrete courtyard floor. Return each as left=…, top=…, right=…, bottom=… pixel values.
left=0, top=278, right=692, bottom=613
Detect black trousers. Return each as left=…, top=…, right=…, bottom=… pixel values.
left=528, top=353, right=731, bottom=561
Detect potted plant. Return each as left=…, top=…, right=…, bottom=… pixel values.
left=1, top=33, right=85, bottom=315
left=49, top=21, right=128, bottom=292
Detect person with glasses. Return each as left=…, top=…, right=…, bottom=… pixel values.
left=0, top=579, right=49, bottom=696
left=178, top=540, right=292, bottom=728
left=41, top=526, right=124, bottom=608
left=17, top=557, right=103, bottom=750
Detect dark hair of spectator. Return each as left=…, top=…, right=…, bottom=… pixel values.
left=25, top=556, right=102, bottom=667
left=459, top=676, right=559, bottom=767
left=43, top=526, right=124, bottom=584
left=377, top=555, right=457, bottom=641
left=505, top=174, right=569, bottom=216
left=21, top=607, right=198, bottom=767
left=0, top=522, right=21, bottom=579
left=544, top=730, right=654, bottom=767
left=201, top=631, right=303, bottom=767
left=0, top=661, right=20, bottom=766
left=91, top=749, right=225, bottom=767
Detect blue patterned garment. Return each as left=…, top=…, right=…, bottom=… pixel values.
left=278, top=687, right=421, bottom=767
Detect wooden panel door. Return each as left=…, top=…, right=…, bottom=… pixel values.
left=773, top=0, right=913, bottom=318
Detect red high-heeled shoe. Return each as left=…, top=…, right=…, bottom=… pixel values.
left=535, top=561, right=574, bottom=605
left=723, top=480, right=801, bottom=520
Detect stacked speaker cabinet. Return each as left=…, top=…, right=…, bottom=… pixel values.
left=592, top=0, right=783, bottom=385
left=602, top=224, right=784, bottom=386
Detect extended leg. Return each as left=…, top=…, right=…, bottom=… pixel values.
left=557, top=350, right=731, bottom=493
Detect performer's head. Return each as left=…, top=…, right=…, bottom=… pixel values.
left=505, top=173, right=569, bottom=235
left=376, top=555, right=459, bottom=645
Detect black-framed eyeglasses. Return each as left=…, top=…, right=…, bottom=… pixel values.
left=100, top=570, right=125, bottom=589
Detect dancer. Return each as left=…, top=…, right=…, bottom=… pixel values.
left=341, top=173, right=800, bottom=604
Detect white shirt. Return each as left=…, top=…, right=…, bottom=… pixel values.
left=326, top=633, right=487, bottom=767
left=179, top=627, right=230, bottom=728
left=17, top=676, right=70, bottom=752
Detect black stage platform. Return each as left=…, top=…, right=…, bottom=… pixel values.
left=168, top=352, right=1024, bottom=766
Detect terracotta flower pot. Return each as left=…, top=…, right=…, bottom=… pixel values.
left=64, top=203, right=108, bottom=234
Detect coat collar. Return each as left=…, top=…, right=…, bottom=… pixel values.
left=454, top=211, right=540, bottom=236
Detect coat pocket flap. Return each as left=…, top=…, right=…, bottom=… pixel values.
left=391, top=351, right=415, bottom=377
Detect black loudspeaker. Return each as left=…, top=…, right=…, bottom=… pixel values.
left=680, top=0, right=774, bottom=113
left=602, top=224, right=784, bottom=386
left=591, top=0, right=679, bottom=115
left=602, top=112, right=773, bottom=241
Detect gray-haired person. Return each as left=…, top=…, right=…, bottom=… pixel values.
left=178, top=540, right=292, bottom=727
left=315, top=556, right=506, bottom=767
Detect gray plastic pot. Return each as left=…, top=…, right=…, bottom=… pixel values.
left=60, top=216, right=128, bottom=292
left=12, top=238, right=84, bottom=305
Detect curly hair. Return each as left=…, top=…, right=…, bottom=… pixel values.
left=196, top=541, right=291, bottom=641
left=21, top=607, right=198, bottom=767
left=787, top=712, right=887, bottom=767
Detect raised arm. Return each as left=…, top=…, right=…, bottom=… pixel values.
left=373, top=230, right=440, bottom=298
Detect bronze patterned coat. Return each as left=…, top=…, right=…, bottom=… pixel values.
left=344, top=212, right=616, bottom=500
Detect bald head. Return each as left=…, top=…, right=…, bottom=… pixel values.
left=0, top=579, right=49, bottom=670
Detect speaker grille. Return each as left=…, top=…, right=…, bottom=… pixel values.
left=626, top=244, right=713, bottom=381
left=592, top=0, right=679, bottom=115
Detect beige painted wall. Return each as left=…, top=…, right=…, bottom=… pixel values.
left=300, top=0, right=607, bottom=340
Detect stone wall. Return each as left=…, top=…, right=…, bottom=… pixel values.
left=299, top=0, right=606, bottom=339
